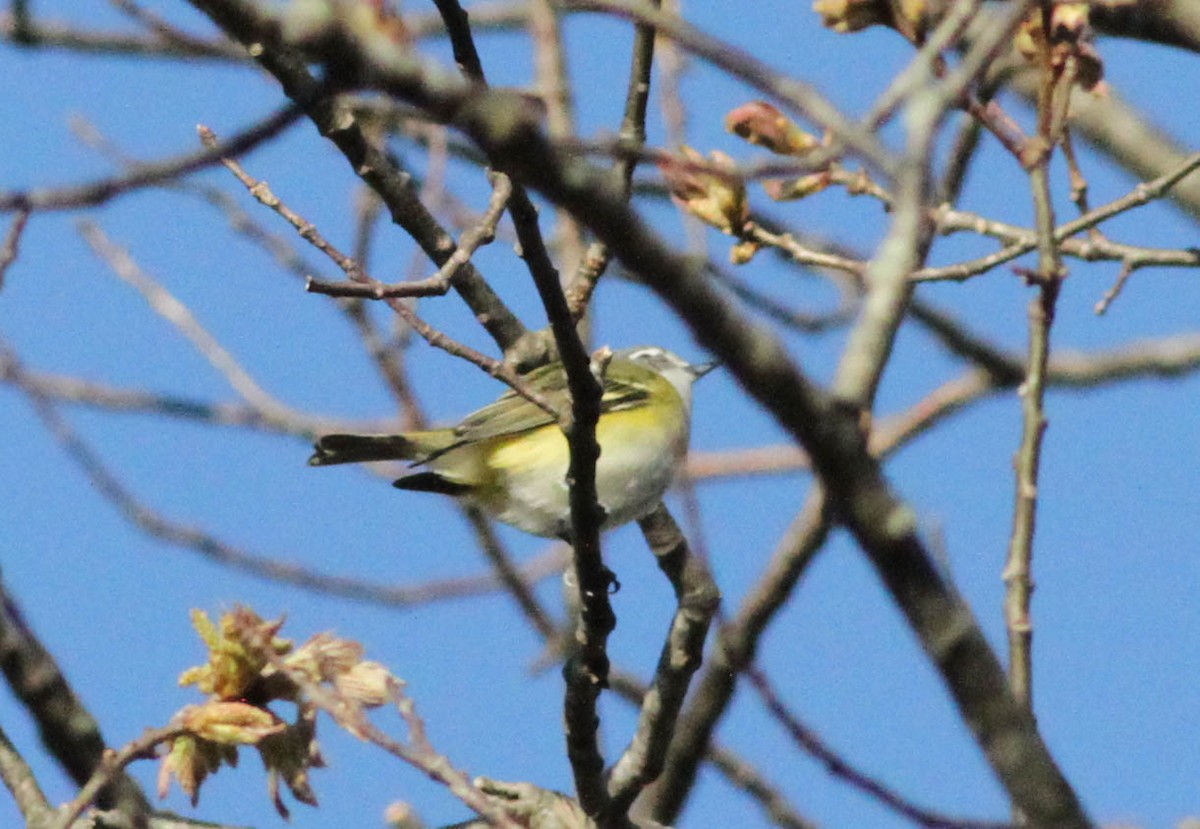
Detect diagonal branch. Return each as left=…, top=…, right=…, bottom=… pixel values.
left=0, top=104, right=302, bottom=213
left=605, top=506, right=720, bottom=815
left=0, top=209, right=30, bottom=290
left=745, top=665, right=1012, bottom=829
left=640, top=491, right=830, bottom=821
left=560, top=0, right=896, bottom=175
left=78, top=220, right=301, bottom=422
left=0, top=9, right=246, bottom=58
left=186, top=1, right=539, bottom=362
left=417, top=0, right=614, bottom=813
left=0, top=574, right=150, bottom=821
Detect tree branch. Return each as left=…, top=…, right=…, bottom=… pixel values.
left=605, top=506, right=719, bottom=815
left=0, top=575, right=150, bottom=822
left=0, top=105, right=302, bottom=213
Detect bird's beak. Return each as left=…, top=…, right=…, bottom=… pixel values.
left=691, top=360, right=720, bottom=379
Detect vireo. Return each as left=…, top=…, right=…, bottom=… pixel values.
left=309, top=346, right=715, bottom=538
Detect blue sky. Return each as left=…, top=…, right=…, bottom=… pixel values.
left=1, top=3, right=1198, bottom=829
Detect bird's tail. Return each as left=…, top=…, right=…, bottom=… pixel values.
left=309, top=432, right=453, bottom=466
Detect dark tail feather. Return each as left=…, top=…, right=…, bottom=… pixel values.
left=309, top=434, right=416, bottom=466
left=393, top=472, right=473, bottom=496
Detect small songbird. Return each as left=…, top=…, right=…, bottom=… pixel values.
left=309, top=346, right=716, bottom=539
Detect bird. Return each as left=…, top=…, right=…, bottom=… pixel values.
left=309, top=345, right=715, bottom=539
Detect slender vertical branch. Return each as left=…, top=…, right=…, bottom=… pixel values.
left=566, top=0, right=661, bottom=318
left=642, top=491, right=831, bottom=822
left=833, top=0, right=1026, bottom=412
left=424, top=0, right=613, bottom=812
left=528, top=0, right=586, bottom=280
left=1004, top=262, right=1056, bottom=710
left=605, top=506, right=720, bottom=816
left=1004, top=0, right=1066, bottom=714
left=0, top=208, right=29, bottom=289
left=0, top=722, right=50, bottom=824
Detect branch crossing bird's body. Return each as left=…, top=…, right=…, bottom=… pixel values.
left=310, top=346, right=715, bottom=538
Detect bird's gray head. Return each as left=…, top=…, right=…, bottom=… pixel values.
left=616, top=345, right=718, bottom=408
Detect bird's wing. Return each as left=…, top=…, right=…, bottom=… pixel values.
left=450, top=362, right=651, bottom=444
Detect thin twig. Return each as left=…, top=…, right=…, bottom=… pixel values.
left=833, top=0, right=1035, bottom=411
left=565, top=0, right=661, bottom=319
left=1093, top=260, right=1135, bottom=315
left=0, top=105, right=302, bottom=213
left=346, top=183, right=426, bottom=422
left=864, top=0, right=987, bottom=129
left=0, top=721, right=51, bottom=823
left=527, top=0, right=586, bottom=280
left=916, top=152, right=1200, bottom=282
left=749, top=179, right=1200, bottom=286
left=0, top=9, right=246, bottom=58
left=51, top=725, right=184, bottom=829
left=0, top=573, right=150, bottom=820
left=745, top=666, right=1013, bottom=829
left=0, top=208, right=30, bottom=290
left=72, top=112, right=430, bottom=423
left=199, top=128, right=556, bottom=418
left=0, top=354, right=360, bottom=437
left=558, top=0, right=896, bottom=175
left=190, top=3, right=539, bottom=361
left=609, top=666, right=820, bottom=829
left=306, top=177, right=513, bottom=299
left=685, top=445, right=809, bottom=479
left=1004, top=2, right=1065, bottom=715
left=108, top=0, right=226, bottom=54
left=746, top=223, right=867, bottom=277
left=698, top=742, right=817, bottom=829
left=78, top=220, right=301, bottom=422
left=246, top=632, right=524, bottom=829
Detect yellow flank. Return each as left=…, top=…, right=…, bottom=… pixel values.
left=486, top=422, right=569, bottom=474
left=436, top=372, right=689, bottom=534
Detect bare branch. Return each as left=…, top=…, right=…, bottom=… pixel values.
left=0, top=9, right=246, bottom=58
left=0, top=355, right=353, bottom=437
left=244, top=629, right=525, bottom=829
left=833, top=0, right=1034, bottom=411
left=1091, top=0, right=1200, bottom=54
left=0, top=105, right=302, bottom=213
left=0, top=721, right=51, bottom=823
left=50, top=725, right=183, bottom=829
left=307, top=176, right=512, bottom=300
left=0, top=209, right=30, bottom=290
left=565, top=0, right=660, bottom=318
left=198, top=129, right=558, bottom=418
left=79, top=221, right=301, bottom=421
left=605, top=506, right=719, bottom=814
left=745, top=666, right=1013, bottom=829
left=641, top=492, right=831, bottom=821
left=0, top=574, right=150, bottom=821
left=915, top=152, right=1200, bottom=282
